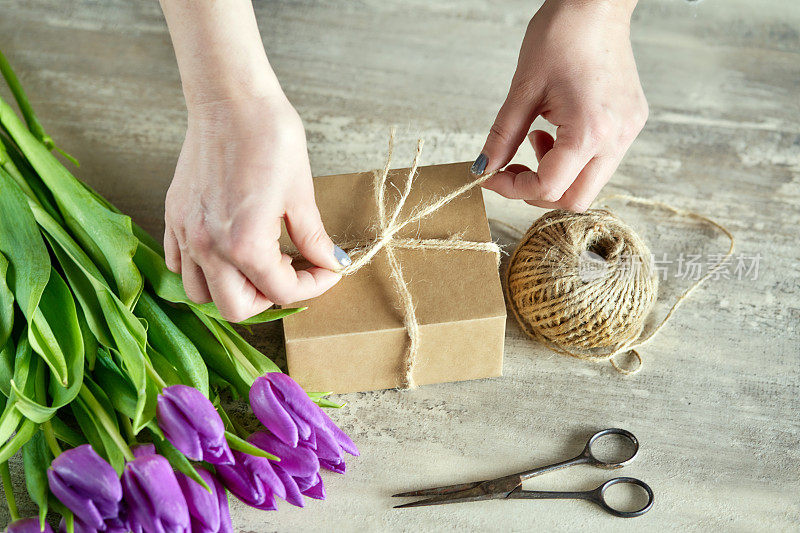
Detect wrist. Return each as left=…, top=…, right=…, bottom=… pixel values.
left=180, top=53, right=286, bottom=110
left=186, top=93, right=300, bottom=136
left=552, top=0, right=637, bottom=21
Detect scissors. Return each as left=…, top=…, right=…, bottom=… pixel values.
left=393, top=428, right=654, bottom=518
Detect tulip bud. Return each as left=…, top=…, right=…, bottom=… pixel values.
left=215, top=450, right=286, bottom=511
left=121, top=454, right=190, bottom=533
left=46, top=445, right=122, bottom=531
left=8, top=518, right=54, bottom=533
left=176, top=467, right=232, bottom=533
left=157, top=385, right=234, bottom=465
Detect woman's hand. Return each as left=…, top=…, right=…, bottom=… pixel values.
left=159, top=0, right=348, bottom=322
left=163, top=97, right=347, bottom=322
left=474, top=0, right=648, bottom=212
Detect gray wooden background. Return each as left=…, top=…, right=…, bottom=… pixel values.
left=0, top=0, right=798, bottom=531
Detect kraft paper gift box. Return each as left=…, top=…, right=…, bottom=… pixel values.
left=280, top=161, right=506, bottom=394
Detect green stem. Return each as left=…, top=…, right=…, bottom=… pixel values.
left=0, top=142, right=37, bottom=200
left=213, top=322, right=260, bottom=381
left=120, top=416, right=136, bottom=445
left=0, top=49, right=50, bottom=147
left=42, top=421, right=62, bottom=458
left=144, top=358, right=168, bottom=390
left=0, top=461, right=19, bottom=521
left=78, top=386, right=134, bottom=462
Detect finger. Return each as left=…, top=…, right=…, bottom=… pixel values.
left=472, top=87, right=543, bottom=176
left=239, top=251, right=342, bottom=306
left=529, top=130, right=555, bottom=162
left=285, top=198, right=350, bottom=272
left=526, top=125, right=597, bottom=203
left=200, top=255, right=273, bottom=323
left=180, top=254, right=212, bottom=304
left=164, top=226, right=181, bottom=273
left=555, top=154, right=621, bottom=213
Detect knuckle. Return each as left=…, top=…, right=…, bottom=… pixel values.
left=583, top=116, right=613, bottom=146
left=296, top=225, right=330, bottom=253
left=185, top=223, right=212, bottom=254
left=489, top=121, right=515, bottom=145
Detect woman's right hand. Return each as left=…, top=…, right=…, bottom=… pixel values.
left=163, top=95, right=348, bottom=323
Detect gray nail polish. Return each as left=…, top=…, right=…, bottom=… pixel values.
left=333, top=244, right=352, bottom=267
left=471, top=153, right=488, bottom=175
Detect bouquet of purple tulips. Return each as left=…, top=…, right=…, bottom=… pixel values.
left=0, top=51, right=357, bottom=533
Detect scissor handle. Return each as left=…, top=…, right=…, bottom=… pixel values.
left=581, top=428, right=639, bottom=469
left=592, top=477, right=654, bottom=518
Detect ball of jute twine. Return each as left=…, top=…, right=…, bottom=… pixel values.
left=502, top=196, right=734, bottom=375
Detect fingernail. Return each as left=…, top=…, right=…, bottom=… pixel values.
left=333, top=244, right=351, bottom=268
left=471, top=153, right=488, bottom=175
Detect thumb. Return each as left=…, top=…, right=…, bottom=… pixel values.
left=471, top=86, right=543, bottom=176
left=285, top=198, right=351, bottom=272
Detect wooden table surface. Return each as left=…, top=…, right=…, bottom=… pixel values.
left=1, top=0, right=798, bottom=531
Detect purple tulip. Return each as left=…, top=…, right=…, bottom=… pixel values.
left=7, top=518, right=54, bottom=533
left=47, top=444, right=122, bottom=530
left=249, top=373, right=359, bottom=458
left=58, top=516, right=128, bottom=533
left=248, top=430, right=325, bottom=505
left=121, top=454, right=190, bottom=533
left=215, top=450, right=286, bottom=511
left=175, top=467, right=232, bottom=533
left=157, top=385, right=234, bottom=465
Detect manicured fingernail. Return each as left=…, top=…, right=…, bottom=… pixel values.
left=333, top=244, right=351, bottom=267
left=471, top=153, right=488, bottom=175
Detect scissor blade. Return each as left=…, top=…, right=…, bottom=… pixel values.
left=394, top=474, right=523, bottom=508
left=392, top=481, right=483, bottom=498
left=393, top=490, right=502, bottom=508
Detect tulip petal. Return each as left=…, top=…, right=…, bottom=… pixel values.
left=302, top=473, right=326, bottom=500
left=264, top=373, right=325, bottom=429
left=250, top=377, right=298, bottom=447
left=47, top=444, right=122, bottom=525
left=122, top=455, right=190, bottom=533
left=249, top=454, right=287, bottom=501
left=320, top=410, right=360, bottom=456
left=10, top=518, right=54, bottom=533
left=132, top=443, right=156, bottom=458
left=320, top=457, right=346, bottom=474
left=216, top=461, right=265, bottom=507
left=216, top=473, right=233, bottom=533
left=313, top=426, right=344, bottom=462
left=293, top=473, right=316, bottom=492
left=47, top=470, right=105, bottom=530
left=273, top=466, right=304, bottom=507
left=157, top=395, right=204, bottom=461
left=248, top=431, right=319, bottom=478
left=176, top=468, right=221, bottom=533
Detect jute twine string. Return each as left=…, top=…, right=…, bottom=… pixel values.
left=503, top=195, right=735, bottom=375
left=337, top=129, right=501, bottom=388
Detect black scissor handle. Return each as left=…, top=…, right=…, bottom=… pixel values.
left=593, top=477, right=654, bottom=518
left=582, top=428, right=639, bottom=469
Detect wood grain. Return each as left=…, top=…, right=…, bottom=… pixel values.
left=0, top=0, right=798, bottom=531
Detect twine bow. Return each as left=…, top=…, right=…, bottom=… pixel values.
left=339, top=130, right=501, bottom=389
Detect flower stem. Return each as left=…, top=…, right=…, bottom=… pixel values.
left=144, top=359, right=168, bottom=390
left=0, top=461, right=19, bottom=521
left=78, top=386, right=135, bottom=462
left=120, top=416, right=136, bottom=445
left=43, top=421, right=62, bottom=458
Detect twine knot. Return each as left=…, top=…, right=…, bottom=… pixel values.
left=339, top=130, right=500, bottom=388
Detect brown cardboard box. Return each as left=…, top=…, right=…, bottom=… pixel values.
left=281, top=161, right=506, bottom=393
